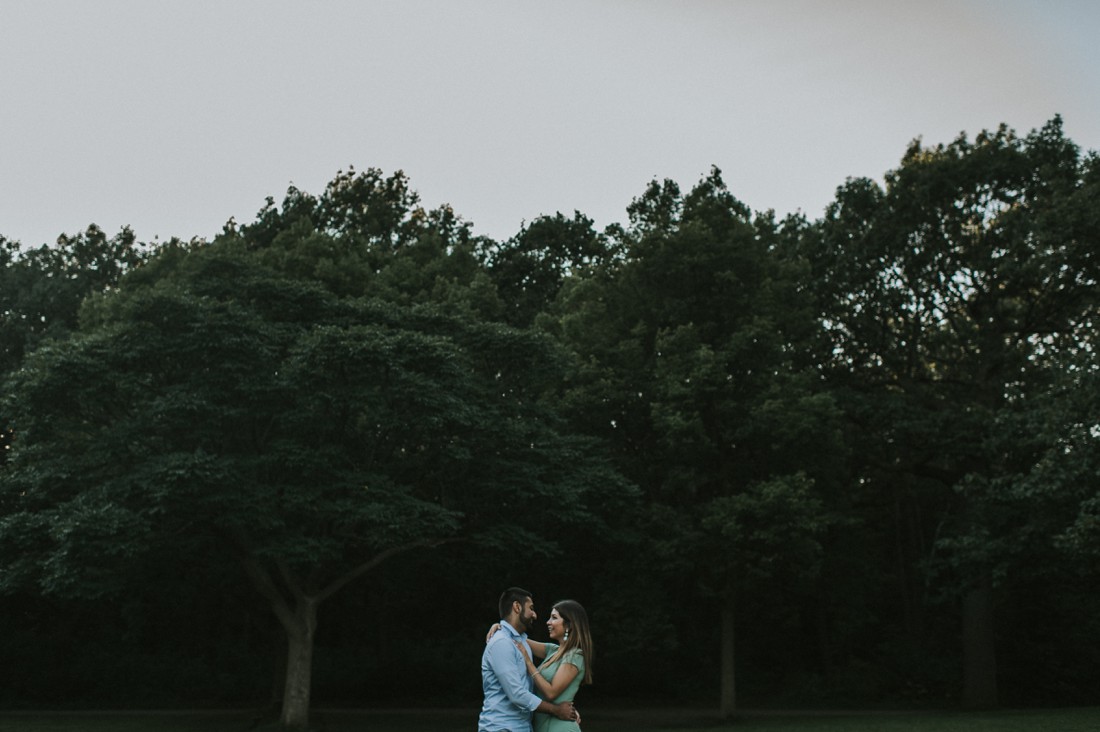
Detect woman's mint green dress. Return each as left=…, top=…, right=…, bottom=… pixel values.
left=532, top=642, right=585, bottom=732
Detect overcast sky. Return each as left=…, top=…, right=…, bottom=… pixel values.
left=2, top=0, right=1098, bottom=247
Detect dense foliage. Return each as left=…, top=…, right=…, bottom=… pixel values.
left=1, top=122, right=1098, bottom=725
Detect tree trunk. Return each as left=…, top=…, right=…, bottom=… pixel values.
left=962, top=572, right=997, bottom=709
left=719, top=591, right=736, bottom=719
left=281, top=598, right=318, bottom=731
left=271, top=634, right=287, bottom=711
left=233, top=539, right=450, bottom=730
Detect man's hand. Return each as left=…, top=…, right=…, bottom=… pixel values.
left=535, top=699, right=578, bottom=723
left=551, top=701, right=576, bottom=721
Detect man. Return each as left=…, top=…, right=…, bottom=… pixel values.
left=478, top=587, right=577, bottom=732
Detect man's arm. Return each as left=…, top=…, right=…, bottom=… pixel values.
left=485, top=637, right=542, bottom=711
left=536, top=699, right=576, bottom=721
left=485, top=638, right=575, bottom=720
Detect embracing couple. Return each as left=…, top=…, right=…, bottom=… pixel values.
left=477, top=587, right=593, bottom=732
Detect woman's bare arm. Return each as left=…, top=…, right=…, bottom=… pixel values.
left=515, top=642, right=580, bottom=700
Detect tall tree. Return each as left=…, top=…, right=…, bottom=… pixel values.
left=549, top=168, right=842, bottom=716
left=0, top=173, right=629, bottom=731
left=807, top=117, right=1100, bottom=708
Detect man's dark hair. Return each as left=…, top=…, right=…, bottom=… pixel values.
left=498, top=587, right=532, bottom=619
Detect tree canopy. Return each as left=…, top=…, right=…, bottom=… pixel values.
left=1, top=122, right=1098, bottom=726
left=0, top=173, right=631, bottom=730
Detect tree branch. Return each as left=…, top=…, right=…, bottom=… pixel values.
left=238, top=550, right=298, bottom=633
left=226, top=528, right=298, bottom=633
left=314, top=537, right=463, bottom=604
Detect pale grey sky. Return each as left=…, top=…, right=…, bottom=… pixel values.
left=2, top=0, right=1098, bottom=247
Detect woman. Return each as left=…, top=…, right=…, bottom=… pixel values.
left=488, top=599, right=594, bottom=732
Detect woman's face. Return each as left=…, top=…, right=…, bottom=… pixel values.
left=547, top=607, right=567, bottom=642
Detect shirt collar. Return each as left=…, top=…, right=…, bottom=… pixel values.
left=500, top=619, right=527, bottom=640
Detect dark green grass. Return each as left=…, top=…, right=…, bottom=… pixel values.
left=0, top=707, right=1097, bottom=732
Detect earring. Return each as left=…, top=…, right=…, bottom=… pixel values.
left=564, top=630, right=569, bottom=642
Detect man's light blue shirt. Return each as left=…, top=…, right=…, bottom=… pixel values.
left=478, top=620, right=542, bottom=732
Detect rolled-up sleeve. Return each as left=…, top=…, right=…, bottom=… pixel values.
left=485, top=636, right=541, bottom=712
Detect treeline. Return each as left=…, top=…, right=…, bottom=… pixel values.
left=1, top=118, right=1098, bottom=726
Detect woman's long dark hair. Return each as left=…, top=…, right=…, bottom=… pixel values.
left=542, top=599, right=594, bottom=684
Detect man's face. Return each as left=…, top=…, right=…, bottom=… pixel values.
left=515, top=597, right=537, bottom=633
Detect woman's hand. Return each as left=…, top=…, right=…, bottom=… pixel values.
left=513, top=640, right=538, bottom=675
left=485, top=623, right=501, bottom=643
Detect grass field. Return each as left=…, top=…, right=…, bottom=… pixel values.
left=0, top=707, right=1098, bottom=732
